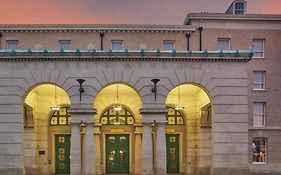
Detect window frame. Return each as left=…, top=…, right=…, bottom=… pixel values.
left=111, top=40, right=124, bottom=51
left=252, top=137, right=267, bottom=164
left=252, top=39, right=265, bottom=58
left=218, top=38, right=231, bottom=50
left=6, top=40, right=19, bottom=50
left=59, top=40, right=71, bottom=51
left=253, top=71, right=266, bottom=91
left=234, top=1, right=245, bottom=14
left=163, top=40, right=176, bottom=51
left=253, top=102, right=266, bottom=127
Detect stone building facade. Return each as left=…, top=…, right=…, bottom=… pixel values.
left=0, top=1, right=280, bottom=175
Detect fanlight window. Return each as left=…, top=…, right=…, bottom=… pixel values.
left=166, top=107, right=184, bottom=125
left=100, top=107, right=134, bottom=125
left=50, top=107, right=71, bottom=126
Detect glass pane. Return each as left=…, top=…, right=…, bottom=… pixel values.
left=59, top=40, right=71, bottom=50
left=164, top=40, right=175, bottom=51
left=253, top=39, right=264, bottom=57
left=112, top=40, right=123, bottom=50
left=7, top=40, right=19, bottom=50
left=218, top=39, right=230, bottom=50
left=253, top=138, right=266, bottom=163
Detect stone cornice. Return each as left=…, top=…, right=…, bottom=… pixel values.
left=0, top=24, right=196, bottom=33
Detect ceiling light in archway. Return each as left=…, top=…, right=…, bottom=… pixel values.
left=175, top=86, right=184, bottom=111
left=50, top=85, right=61, bottom=111
left=113, top=84, right=122, bottom=111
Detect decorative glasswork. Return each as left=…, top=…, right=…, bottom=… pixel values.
left=166, top=107, right=184, bottom=125
left=100, top=106, right=134, bottom=125
left=50, top=107, right=71, bottom=126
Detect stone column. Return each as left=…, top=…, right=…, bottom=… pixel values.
left=69, top=108, right=96, bottom=175
left=134, top=124, right=143, bottom=175
left=94, top=124, right=102, bottom=174
left=141, top=121, right=154, bottom=175
left=155, top=121, right=167, bottom=175
left=70, top=121, right=82, bottom=175
left=141, top=106, right=168, bottom=175
left=84, top=121, right=95, bottom=175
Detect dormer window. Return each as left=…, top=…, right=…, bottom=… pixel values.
left=234, top=1, right=245, bottom=14
left=225, top=0, right=247, bottom=15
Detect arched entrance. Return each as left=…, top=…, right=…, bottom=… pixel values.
left=166, top=84, right=212, bottom=174
left=94, top=83, right=142, bottom=174
left=23, top=84, right=71, bottom=174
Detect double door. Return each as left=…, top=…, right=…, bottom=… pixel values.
left=106, top=134, right=129, bottom=174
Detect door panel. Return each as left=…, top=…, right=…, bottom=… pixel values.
left=106, top=134, right=129, bottom=174
left=166, top=134, right=179, bottom=174
left=55, top=134, right=70, bottom=174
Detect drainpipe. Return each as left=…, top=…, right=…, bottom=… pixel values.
left=198, top=19, right=203, bottom=51
left=185, top=32, right=191, bottom=51
left=0, top=32, right=2, bottom=49
left=99, top=31, right=104, bottom=50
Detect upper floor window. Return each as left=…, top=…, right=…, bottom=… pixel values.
left=164, top=40, right=175, bottom=51
left=6, top=40, right=19, bottom=50
left=111, top=40, right=123, bottom=51
left=59, top=40, right=71, bottom=50
left=234, top=1, right=245, bottom=14
left=253, top=102, right=265, bottom=127
left=253, top=39, right=265, bottom=58
left=218, top=38, right=230, bottom=50
left=253, top=71, right=265, bottom=90
left=252, top=138, right=266, bottom=163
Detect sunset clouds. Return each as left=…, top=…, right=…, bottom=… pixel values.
left=0, top=0, right=280, bottom=24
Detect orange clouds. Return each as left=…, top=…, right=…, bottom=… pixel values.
left=0, top=0, right=280, bottom=24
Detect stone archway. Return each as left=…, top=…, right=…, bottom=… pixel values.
left=166, top=84, right=212, bottom=174
left=23, top=84, right=71, bottom=175
left=93, top=83, right=143, bottom=174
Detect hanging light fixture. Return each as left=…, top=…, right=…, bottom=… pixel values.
left=175, top=86, right=184, bottom=111
left=50, top=85, right=61, bottom=111
left=113, top=84, right=122, bottom=111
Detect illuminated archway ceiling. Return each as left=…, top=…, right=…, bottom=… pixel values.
left=166, top=84, right=210, bottom=118
left=94, top=84, right=142, bottom=121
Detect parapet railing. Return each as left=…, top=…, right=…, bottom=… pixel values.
left=0, top=48, right=253, bottom=62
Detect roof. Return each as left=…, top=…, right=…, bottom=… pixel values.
left=0, top=24, right=195, bottom=33
left=184, top=13, right=281, bottom=25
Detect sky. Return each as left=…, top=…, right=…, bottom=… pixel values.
left=0, top=0, right=281, bottom=24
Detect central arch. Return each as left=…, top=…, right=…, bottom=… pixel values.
left=94, top=83, right=142, bottom=174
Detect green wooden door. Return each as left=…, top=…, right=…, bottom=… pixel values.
left=166, top=134, right=180, bottom=174
left=55, top=134, right=70, bottom=174
left=106, top=134, right=129, bottom=174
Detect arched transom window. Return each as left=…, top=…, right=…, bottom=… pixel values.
left=100, top=107, right=134, bottom=125
left=50, top=107, right=71, bottom=126
left=166, top=107, right=184, bottom=125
